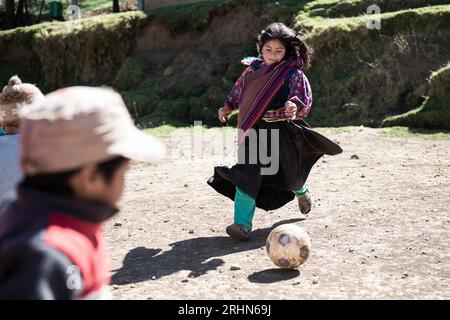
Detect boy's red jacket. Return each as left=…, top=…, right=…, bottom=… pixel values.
left=0, top=187, right=117, bottom=299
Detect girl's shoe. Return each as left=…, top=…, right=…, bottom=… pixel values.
left=226, top=223, right=251, bottom=241
left=297, top=191, right=312, bottom=214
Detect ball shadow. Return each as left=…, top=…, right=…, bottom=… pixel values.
left=248, top=268, right=300, bottom=284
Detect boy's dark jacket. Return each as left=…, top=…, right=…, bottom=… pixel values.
left=0, top=187, right=117, bottom=299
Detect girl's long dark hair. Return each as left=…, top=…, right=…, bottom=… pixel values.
left=257, top=22, right=313, bottom=69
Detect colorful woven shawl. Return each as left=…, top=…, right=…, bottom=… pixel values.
left=237, top=57, right=302, bottom=144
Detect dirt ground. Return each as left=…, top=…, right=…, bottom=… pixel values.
left=105, top=126, right=450, bottom=299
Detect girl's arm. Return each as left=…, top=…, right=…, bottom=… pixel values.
left=287, top=70, right=313, bottom=119
left=224, top=66, right=254, bottom=110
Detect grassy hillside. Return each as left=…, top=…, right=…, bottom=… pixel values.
left=0, top=0, right=448, bottom=129
left=382, top=62, right=450, bottom=129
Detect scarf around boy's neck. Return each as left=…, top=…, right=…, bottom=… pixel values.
left=237, top=56, right=303, bottom=144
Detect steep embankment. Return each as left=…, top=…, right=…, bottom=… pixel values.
left=0, top=0, right=449, bottom=128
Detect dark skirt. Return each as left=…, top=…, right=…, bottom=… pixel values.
left=207, top=119, right=343, bottom=211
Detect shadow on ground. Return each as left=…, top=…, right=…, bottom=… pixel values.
left=112, top=218, right=303, bottom=285
left=247, top=268, right=300, bottom=283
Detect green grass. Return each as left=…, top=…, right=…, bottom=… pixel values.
left=1, top=0, right=449, bottom=130
left=382, top=62, right=450, bottom=130
left=294, top=4, right=450, bottom=126
left=79, top=0, right=122, bottom=13
left=379, top=126, right=450, bottom=140
left=143, top=123, right=233, bottom=137
left=144, top=124, right=450, bottom=141
left=314, top=126, right=356, bottom=135
left=302, top=0, right=450, bottom=18
left=1, top=0, right=131, bottom=17
left=296, top=3, right=450, bottom=34
left=144, top=0, right=233, bottom=32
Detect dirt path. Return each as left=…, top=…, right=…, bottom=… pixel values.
left=105, top=126, right=450, bottom=299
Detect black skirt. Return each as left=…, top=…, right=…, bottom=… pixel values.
left=207, top=119, right=343, bottom=211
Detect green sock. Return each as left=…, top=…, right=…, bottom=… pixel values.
left=234, top=187, right=256, bottom=231
left=294, top=183, right=309, bottom=198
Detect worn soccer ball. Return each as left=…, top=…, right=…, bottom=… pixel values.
left=266, top=224, right=311, bottom=269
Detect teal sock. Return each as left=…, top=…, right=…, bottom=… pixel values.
left=234, top=187, right=256, bottom=231
left=293, top=183, right=309, bottom=198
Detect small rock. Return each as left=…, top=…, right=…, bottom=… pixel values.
left=402, top=273, right=409, bottom=279
left=361, top=175, right=366, bottom=178
left=310, top=7, right=326, bottom=16
left=130, top=284, right=135, bottom=288
left=112, top=285, right=119, bottom=290
left=350, top=154, right=360, bottom=160
left=374, top=255, right=378, bottom=259
left=151, top=276, right=157, bottom=280
left=181, top=279, right=189, bottom=283
left=188, top=230, right=194, bottom=234
left=114, top=222, right=122, bottom=227
left=184, top=184, right=189, bottom=187
left=230, top=265, right=241, bottom=271
left=293, top=281, right=301, bottom=286
left=348, top=248, right=355, bottom=253
left=312, top=279, right=319, bottom=284
left=312, top=272, right=317, bottom=277
left=163, top=220, right=169, bottom=223
left=163, top=65, right=175, bottom=76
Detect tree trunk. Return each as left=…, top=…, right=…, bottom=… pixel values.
left=15, top=0, right=25, bottom=26
left=113, top=0, right=120, bottom=13
left=4, top=0, right=16, bottom=29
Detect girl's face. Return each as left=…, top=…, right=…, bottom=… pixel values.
left=261, top=39, right=286, bottom=65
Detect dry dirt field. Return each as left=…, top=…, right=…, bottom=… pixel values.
left=105, top=126, right=450, bottom=299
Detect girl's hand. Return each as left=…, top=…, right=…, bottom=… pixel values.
left=218, top=105, right=232, bottom=123
left=284, top=101, right=297, bottom=119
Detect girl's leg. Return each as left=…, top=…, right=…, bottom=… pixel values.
left=293, top=183, right=309, bottom=197
left=293, top=183, right=312, bottom=214
left=226, top=187, right=256, bottom=241
left=234, top=186, right=256, bottom=230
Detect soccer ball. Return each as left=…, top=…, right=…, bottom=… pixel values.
left=266, top=224, right=311, bottom=269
